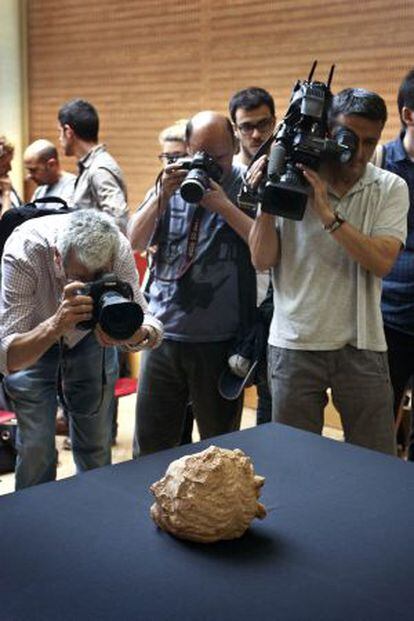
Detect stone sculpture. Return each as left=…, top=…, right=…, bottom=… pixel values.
left=150, top=445, right=266, bottom=543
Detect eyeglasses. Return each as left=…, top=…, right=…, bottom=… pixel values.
left=158, top=152, right=187, bottom=165
left=236, top=118, right=274, bottom=136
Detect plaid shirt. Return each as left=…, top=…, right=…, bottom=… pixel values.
left=0, top=214, right=163, bottom=374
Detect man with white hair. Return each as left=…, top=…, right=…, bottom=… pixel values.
left=23, top=138, right=75, bottom=206
left=0, top=209, right=163, bottom=489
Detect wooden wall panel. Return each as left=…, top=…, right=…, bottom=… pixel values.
left=27, top=0, right=414, bottom=207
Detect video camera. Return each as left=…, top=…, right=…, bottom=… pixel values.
left=258, top=62, right=358, bottom=220
left=77, top=273, right=144, bottom=340
left=178, top=151, right=223, bottom=203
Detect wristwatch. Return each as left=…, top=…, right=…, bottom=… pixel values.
left=323, top=213, right=345, bottom=233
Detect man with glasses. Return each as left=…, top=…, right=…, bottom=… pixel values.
left=138, top=120, right=189, bottom=211
left=158, top=120, right=188, bottom=167
left=157, top=120, right=193, bottom=444
left=229, top=87, right=276, bottom=424
left=250, top=88, right=409, bottom=455
left=229, top=87, right=276, bottom=166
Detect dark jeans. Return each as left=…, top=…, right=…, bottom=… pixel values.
left=384, top=324, right=414, bottom=460
left=134, top=340, right=243, bottom=456
left=256, top=379, right=272, bottom=425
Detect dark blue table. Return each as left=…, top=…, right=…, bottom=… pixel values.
left=1, top=423, right=413, bottom=620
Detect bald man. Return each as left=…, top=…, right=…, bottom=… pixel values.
left=129, top=111, right=256, bottom=456
left=24, top=139, right=75, bottom=207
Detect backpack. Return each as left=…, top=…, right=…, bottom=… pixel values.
left=0, top=196, right=71, bottom=259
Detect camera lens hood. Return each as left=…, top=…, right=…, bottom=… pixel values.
left=180, top=178, right=206, bottom=203
left=98, top=294, right=144, bottom=340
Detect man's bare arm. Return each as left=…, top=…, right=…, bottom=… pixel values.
left=249, top=210, right=280, bottom=271
left=302, top=165, right=404, bottom=277
left=7, top=282, right=93, bottom=372
left=128, top=167, right=187, bottom=252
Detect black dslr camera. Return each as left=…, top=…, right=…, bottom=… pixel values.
left=178, top=151, right=223, bottom=203
left=77, top=273, right=144, bottom=340
left=260, top=61, right=358, bottom=220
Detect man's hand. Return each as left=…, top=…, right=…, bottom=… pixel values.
left=159, top=164, right=187, bottom=202
left=49, top=281, right=93, bottom=338
left=200, top=179, right=231, bottom=213
left=298, top=164, right=335, bottom=227
left=94, top=323, right=158, bottom=349
left=245, top=154, right=268, bottom=191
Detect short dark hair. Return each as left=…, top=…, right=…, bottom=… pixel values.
left=397, top=69, right=414, bottom=126
left=228, top=87, right=275, bottom=122
left=329, top=88, right=387, bottom=127
left=58, top=98, right=99, bottom=141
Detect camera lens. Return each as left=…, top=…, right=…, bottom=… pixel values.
left=180, top=169, right=210, bottom=203
left=98, top=292, right=144, bottom=340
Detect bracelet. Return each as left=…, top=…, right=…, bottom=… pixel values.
left=323, top=213, right=345, bottom=233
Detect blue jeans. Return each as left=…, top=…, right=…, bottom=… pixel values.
left=4, top=333, right=118, bottom=490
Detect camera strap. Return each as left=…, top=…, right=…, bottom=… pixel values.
left=151, top=205, right=204, bottom=283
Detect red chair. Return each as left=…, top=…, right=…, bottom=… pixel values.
left=134, top=252, right=147, bottom=286
left=114, top=377, right=137, bottom=399
left=112, top=252, right=147, bottom=398
left=0, top=410, right=15, bottom=424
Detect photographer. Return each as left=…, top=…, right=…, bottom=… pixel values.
left=128, top=111, right=255, bottom=456
left=0, top=209, right=163, bottom=489
left=249, top=88, right=409, bottom=455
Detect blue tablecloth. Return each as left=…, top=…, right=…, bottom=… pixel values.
left=1, top=423, right=413, bottom=620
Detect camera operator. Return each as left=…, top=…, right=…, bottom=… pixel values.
left=249, top=88, right=409, bottom=455
left=128, top=111, right=255, bottom=456
left=0, top=209, right=163, bottom=489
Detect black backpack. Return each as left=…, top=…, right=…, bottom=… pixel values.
left=0, top=196, right=71, bottom=259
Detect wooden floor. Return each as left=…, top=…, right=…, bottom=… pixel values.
left=0, top=395, right=343, bottom=496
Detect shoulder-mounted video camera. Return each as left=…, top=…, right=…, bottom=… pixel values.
left=178, top=151, right=223, bottom=203
left=252, top=62, right=358, bottom=220
left=77, top=273, right=144, bottom=340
